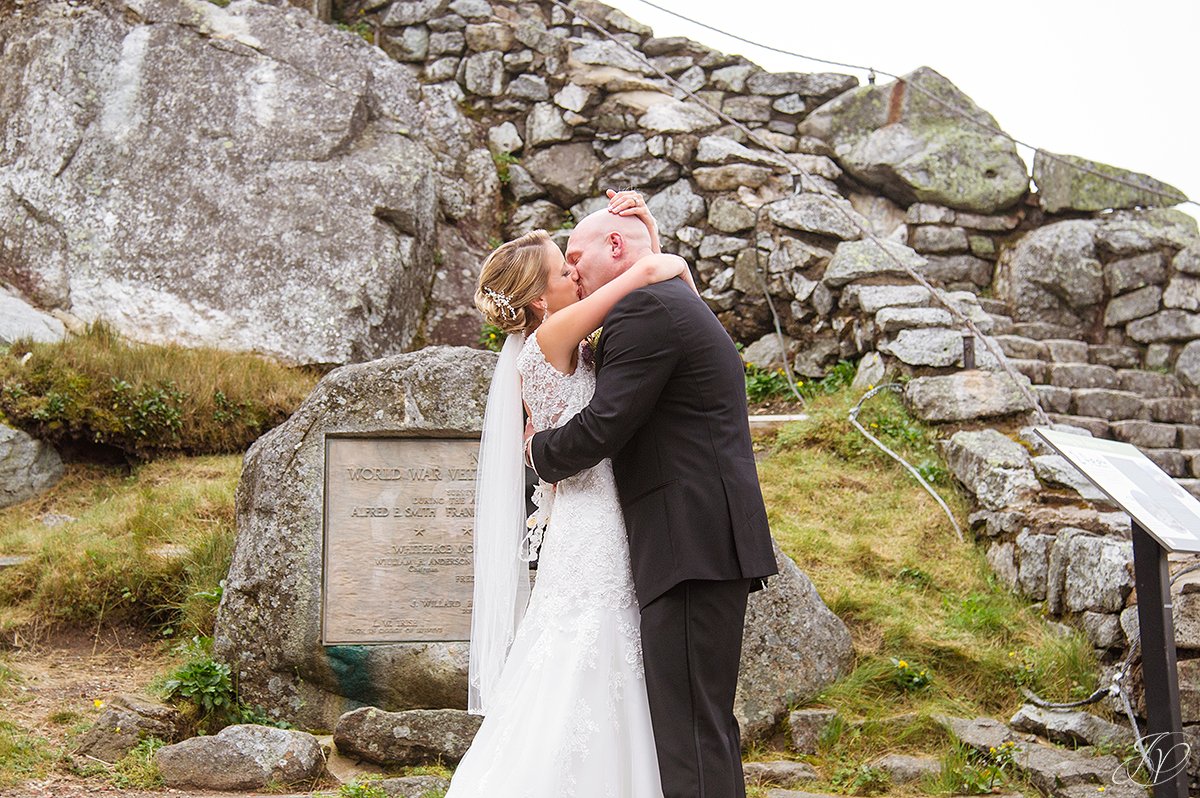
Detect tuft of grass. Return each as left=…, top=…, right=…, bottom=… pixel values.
left=757, top=385, right=1104, bottom=787
left=0, top=721, right=55, bottom=788
left=0, top=456, right=240, bottom=635
left=109, top=736, right=165, bottom=790
left=0, top=321, right=318, bottom=460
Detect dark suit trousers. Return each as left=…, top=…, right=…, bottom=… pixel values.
left=640, top=578, right=752, bottom=798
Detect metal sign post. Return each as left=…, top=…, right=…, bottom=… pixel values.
left=1034, top=428, right=1199, bottom=798
left=1132, top=521, right=1189, bottom=798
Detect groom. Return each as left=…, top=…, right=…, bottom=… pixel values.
left=526, top=203, right=778, bottom=798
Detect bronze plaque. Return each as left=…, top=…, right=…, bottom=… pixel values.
left=322, top=436, right=478, bottom=644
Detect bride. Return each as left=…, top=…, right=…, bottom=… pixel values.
left=445, top=191, right=693, bottom=797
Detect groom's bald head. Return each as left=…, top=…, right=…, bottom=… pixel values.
left=566, top=210, right=655, bottom=298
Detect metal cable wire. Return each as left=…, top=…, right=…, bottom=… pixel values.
left=627, top=0, right=1198, bottom=211
left=548, top=0, right=1052, bottom=426
left=849, top=383, right=964, bottom=541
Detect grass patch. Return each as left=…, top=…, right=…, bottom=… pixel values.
left=0, top=721, right=55, bottom=788
left=110, top=736, right=166, bottom=790
left=0, top=321, right=318, bottom=460
left=0, top=456, right=241, bottom=635
left=758, top=387, right=1103, bottom=791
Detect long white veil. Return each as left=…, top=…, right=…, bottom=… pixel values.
left=467, top=332, right=531, bottom=715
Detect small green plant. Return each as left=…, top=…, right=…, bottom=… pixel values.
left=888, top=656, right=932, bottom=691
left=163, top=653, right=235, bottom=720
left=933, top=739, right=1019, bottom=794
left=486, top=236, right=503, bottom=251
left=338, top=777, right=389, bottom=798
left=896, top=565, right=932, bottom=589
left=831, top=762, right=890, bottom=795
left=335, top=20, right=374, bottom=43
left=479, top=322, right=506, bottom=352
left=745, top=364, right=792, bottom=403
left=492, top=151, right=520, bottom=184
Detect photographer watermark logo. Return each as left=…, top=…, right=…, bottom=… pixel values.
left=1113, top=732, right=1190, bottom=788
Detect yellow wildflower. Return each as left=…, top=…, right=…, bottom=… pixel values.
left=93, top=699, right=104, bottom=709
left=897, top=660, right=908, bottom=669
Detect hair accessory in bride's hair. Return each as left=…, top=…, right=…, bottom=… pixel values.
left=482, top=286, right=519, bottom=322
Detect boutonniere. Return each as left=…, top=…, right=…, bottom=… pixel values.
left=581, top=326, right=603, bottom=368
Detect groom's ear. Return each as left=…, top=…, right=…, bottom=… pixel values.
left=607, top=232, right=624, bottom=260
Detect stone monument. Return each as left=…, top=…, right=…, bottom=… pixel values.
left=214, top=346, right=496, bottom=730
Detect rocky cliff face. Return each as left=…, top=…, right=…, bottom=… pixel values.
left=0, top=0, right=496, bottom=365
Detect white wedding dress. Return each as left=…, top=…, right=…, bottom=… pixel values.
left=445, top=330, right=664, bottom=798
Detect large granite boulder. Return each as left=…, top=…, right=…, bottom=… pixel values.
left=1033, top=150, right=1188, bottom=214
left=0, top=423, right=63, bottom=509
left=798, top=67, right=1028, bottom=213
left=156, top=724, right=324, bottom=791
left=995, top=219, right=1104, bottom=327
left=736, top=540, right=854, bottom=742
left=214, top=346, right=496, bottom=729
left=0, top=0, right=493, bottom=365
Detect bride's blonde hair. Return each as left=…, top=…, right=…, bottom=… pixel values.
left=475, top=229, right=552, bottom=335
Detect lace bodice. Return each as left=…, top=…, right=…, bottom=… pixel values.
left=513, top=328, right=638, bottom=616
left=516, top=330, right=595, bottom=432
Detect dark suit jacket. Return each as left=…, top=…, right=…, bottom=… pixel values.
left=530, top=278, right=778, bottom=606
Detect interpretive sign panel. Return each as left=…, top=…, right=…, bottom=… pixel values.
left=1035, top=427, right=1200, bottom=553
left=322, top=436, right=478, bottom=644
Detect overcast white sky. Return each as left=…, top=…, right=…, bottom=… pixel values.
left=602, top=0, right=1200, bottom=220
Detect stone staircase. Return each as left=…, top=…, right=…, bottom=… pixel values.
left=977, top=297, right=1200, bottom=499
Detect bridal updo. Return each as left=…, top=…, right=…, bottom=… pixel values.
left=475, top=229, right=552, bottom=335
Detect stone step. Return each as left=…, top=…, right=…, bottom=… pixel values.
left=1069, top=388, right=1145, bottom=421
left=986, top=313, right=1014, bottom=335
left=1009, top=357, right=1047, bottom=383
left=1180, top=449, right=1200, bottom=479
left=1109, top=419, right=1179, bottom=449
left=1043, top=339, right=1089, bottom=363
left=1046, top=363, right=1121, bottom=390
left=976, top=297, right=1012, bottom=316
left=1087, top=344, right=1141, bottom=369
left=994, top=334, right=1048, bottom=360
left=1145, top=396, right=1200, bottom=424
left=1047, top=413, right=1111, bottom=438
left=1116, top=368, right=1184, bottom=397
left=1143, top=448, right=1188, bottom=477
left=1010, top=321, right=1079, bottom=340
left=1034, top=385, right=1071, bottom=414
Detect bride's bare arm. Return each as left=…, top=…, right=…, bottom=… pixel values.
left=538, top=253, right=688, bottom=369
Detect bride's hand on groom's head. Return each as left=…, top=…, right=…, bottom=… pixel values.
left=605, top=188, right=646, bottom=217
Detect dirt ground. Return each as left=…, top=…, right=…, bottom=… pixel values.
left=0, top=625, right=319, bottom=798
